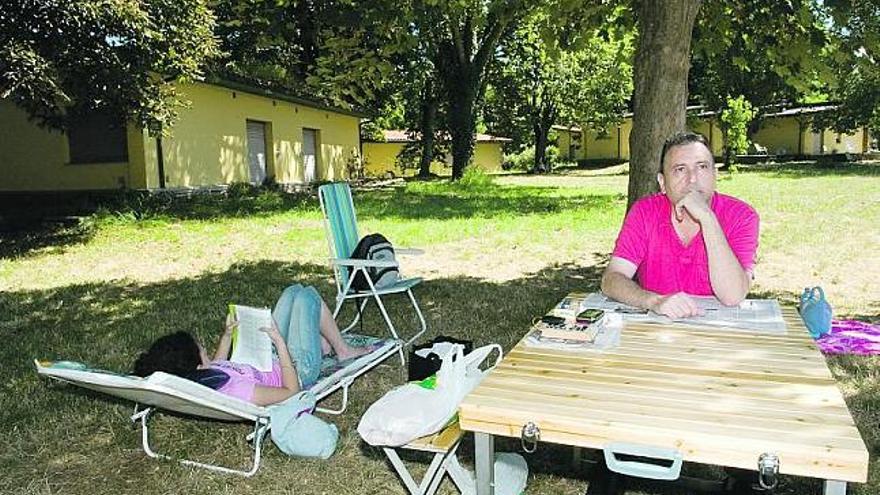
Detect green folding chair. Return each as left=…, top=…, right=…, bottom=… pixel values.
left=318, top=182, right=427, bottom=362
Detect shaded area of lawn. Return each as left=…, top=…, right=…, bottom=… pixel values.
left=1, top=259, right=602, bottom=494
left=3, top=258, right=878, bottom=495
left=736, top=160, right=880, bottom=179
left=0, top=216, right=96, bottom=260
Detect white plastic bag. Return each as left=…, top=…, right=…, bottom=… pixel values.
left=358, top=343, right=502, bottom=447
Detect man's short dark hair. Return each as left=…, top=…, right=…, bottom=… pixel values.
left=659, top=132, right=712, bottom=173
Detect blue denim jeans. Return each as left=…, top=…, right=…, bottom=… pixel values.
left=273, top=284, right=323, bottom=388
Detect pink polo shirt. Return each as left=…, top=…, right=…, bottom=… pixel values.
left=612, top=192, right=759, bottom=296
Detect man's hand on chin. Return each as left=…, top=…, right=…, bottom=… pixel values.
left=649, top=292, right=705, bottom=319
left=675, top=189, right=713, bottom=224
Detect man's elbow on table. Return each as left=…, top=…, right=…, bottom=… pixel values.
left=601, top=262, right=627, bottom=295
left=715, top=272, right=751, bottom=307
left=601, top=258, right=640, bottom=300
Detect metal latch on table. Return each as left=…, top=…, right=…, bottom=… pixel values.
left=520, top=422, right=540, bottom=453
left=757, top=452, right=780, bottom=490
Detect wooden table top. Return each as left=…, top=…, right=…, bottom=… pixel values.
left=459, top=304, right=869, bottom=483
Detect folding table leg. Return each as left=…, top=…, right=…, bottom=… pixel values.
left=823, top=480, right=846, bottom=495
left=474, top=432, right=495, bottom=495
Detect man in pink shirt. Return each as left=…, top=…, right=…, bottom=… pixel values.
left=601, top=132, right=759, bottom=318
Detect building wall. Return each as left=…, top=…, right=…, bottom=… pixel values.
left=580, top=120, right=633, bottom=160
left=555, top=128, right=583, bottom=161
left=752, top=117, right=803, bottom=155
left=690, top=118, right=725, bottom=156
left=745, top=116, right=867, bottom=156
left=568, top=114, right=865, bottom=161
left=0, top=99, right=149, bottom=191
left=473, top=143, right=504, bottom=172
left=362, top=141, right=504, bottom=177
left=158, top=82, right=360, bottom=188
left=362, top=142, right=405, bottom=177
left=0, top=82, right=361, bottom=192
left=820, top=127, right=867, bottom=154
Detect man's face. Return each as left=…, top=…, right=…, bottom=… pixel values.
left=657, top=142, right=716, bottom=205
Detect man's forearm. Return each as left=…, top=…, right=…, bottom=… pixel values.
left=701, top=215, right=750, bottom=305
left=601, top=270, right=659, bottom=310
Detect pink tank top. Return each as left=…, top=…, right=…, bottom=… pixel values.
left=210, top=360, right=283, bottom=402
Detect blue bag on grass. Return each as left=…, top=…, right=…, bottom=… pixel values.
left=270, top=391, right=338, bottom=459
left=799, top=286, right=832, bottom=339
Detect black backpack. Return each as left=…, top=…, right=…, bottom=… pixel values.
left=350, top=233, right=399, bottom=291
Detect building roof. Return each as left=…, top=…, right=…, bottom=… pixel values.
left=760, top=104, right=839, bottom=118
left=368, top=130, right=512, bottom=143
left=205, top=76, right=371, bottom=119
left=552, top=124, right=584, bottom=133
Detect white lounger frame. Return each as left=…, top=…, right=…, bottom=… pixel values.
left=35, top=339, right=399, bottom=477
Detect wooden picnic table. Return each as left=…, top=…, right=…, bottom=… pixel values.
left=458, top=299, right=869, bottom=495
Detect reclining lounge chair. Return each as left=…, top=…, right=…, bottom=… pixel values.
left=35, top=334, right=399, bottom=477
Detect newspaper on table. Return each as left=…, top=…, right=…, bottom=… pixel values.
left=580, top=293, right=787, bottom=334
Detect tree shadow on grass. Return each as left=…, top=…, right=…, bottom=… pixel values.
left=0, top=216, right=96, bottom=260
left=4, top=259, right=878, bottom=495
left=1, top=259, right=604, bottom=493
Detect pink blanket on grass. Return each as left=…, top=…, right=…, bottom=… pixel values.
left=816, top=320, right=880, bottom=355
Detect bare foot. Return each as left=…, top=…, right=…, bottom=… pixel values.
left=335, top=345, right=372, bottom=361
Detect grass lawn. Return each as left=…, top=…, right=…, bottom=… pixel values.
left=1, top=162, right=878, bottom=494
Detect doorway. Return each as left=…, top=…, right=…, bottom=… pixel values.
left=303, top=128, right=319, bottom=183
left=247, top=120, right=268, bottom=184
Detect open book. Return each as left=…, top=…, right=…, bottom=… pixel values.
left=228, top=304, right=275, bottom=372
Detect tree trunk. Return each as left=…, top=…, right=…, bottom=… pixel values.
left=446, top=71, right=478, bottom=180
left=429, top=12, right=509, bottom=180
left=534, top=123, right=548, bottom=173
left=532, top=103, right=556, bottom=173
left=628, top=0, right=702, bottom=210
left=418, top=81, right=437, bottom=178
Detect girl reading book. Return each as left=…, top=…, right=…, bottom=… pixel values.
left=133, top=284, right=371, bottom=406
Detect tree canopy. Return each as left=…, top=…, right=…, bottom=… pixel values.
left=818, top=0, right=880, bottom=132
left=690, top=1, right=831, bottom=113
left=485, top=11, right=633, bottom=171
left=1, top=0, right=218, bottom=132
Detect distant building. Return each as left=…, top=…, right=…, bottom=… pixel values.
left=362, top=130, right=511, bottom=178
left=554, top=103, right=873, bottom=163
left=0, top=79, right=367, bottom=192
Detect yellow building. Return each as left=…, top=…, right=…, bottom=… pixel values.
left=554, top=104, right=872, bottom=162
left=0, top=79, right=366, bottom=192
left=750, top=105, right=871, bottom=156
left=362, top=130, right=510, bottom=178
